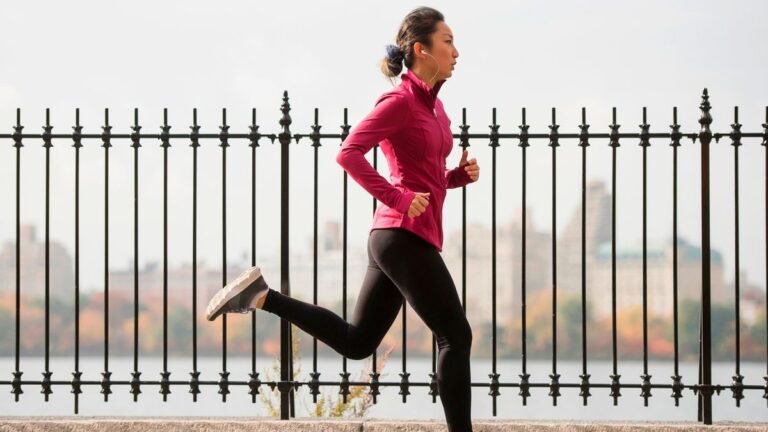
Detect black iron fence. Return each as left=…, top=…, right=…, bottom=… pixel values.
left=1, top=89, right=766, bottom=425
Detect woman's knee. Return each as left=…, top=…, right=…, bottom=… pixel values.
left=343, top=341, right=378, bottom=360
left=457, top=319, right=473, bottom=352
left=439, top=318, right=473, bottom=353
left=341, top=328, right=379, bottom=360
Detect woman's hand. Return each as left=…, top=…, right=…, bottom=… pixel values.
left=459, top=150, right=479, bottom=182
left=408, top=192, right=431, bottom=218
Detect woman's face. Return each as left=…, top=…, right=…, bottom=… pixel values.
left=418, top=21, right=459, bottom=82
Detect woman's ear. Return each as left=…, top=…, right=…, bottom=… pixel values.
left=413, top=41, right=425, bottom=58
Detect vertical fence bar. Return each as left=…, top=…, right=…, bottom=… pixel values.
left=100, top=108, right=112, bottom=401
left=730, top=106, right=744, bottom=405
left=609, top=107, right=621, bottom=405
left=447, top=106, right=471, bottom=405
left=309, top=108, right=321, bottom=403
left=190, top=109, right=201, bottom=401
left=639, top=107, right=652, bottom=406
left=71, top=109, right=83, bottom=413
left=372, top=141, right=382, bottom=405
left=400, top=299, right=409, bottom=404
left=278, top=93, right=293, bottom=419
left=11, top=108, right=22, bottom=403
left=578, top=107, right=591, bottom=405
left=130, top=108, right=142, bottom=402
left=42, top=108, right=53, bottom=402
left=670, top=107, right=684, bottom=406
left=518, top=107, right=531, bottom=405
left=698, top=88, right=714, bottom=425
left=698, top=313, right=703, bottom=422
left=430, top=105, right=438, bottom=402
left=400, top=144, right=410, bottom=414
left=489, top=108, right=500, bottom=413
left=430, top=336, right=437, bottom=403
left=548, top=107, right=560, bottom=406
left=460, top=108, right=469, bottom=315
left=219, top=107, right=231, bottom=402
left=249, top=108, right=262, bottom=402
left=341, top=106, right=351, bottom=404
left=339, top=107, right=351, bottom=404
left=160, top=108, right=171, bottom=401
left=763, top=106, right=768, bottom=406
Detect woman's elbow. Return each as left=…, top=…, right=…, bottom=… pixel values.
left=336, top=145, right=358, bottom=169
left=335, top=148, right=347, bottom=168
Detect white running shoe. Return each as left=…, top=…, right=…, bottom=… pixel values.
left=205, top=266, right=270, bottom=321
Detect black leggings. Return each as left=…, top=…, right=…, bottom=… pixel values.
left=262, top=227, right=473, bottom=431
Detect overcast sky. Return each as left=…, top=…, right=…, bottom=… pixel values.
left=1, top=0, right=767, bottom=294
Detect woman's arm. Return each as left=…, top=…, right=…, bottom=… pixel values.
left=336, top=93, right=415, bottom=214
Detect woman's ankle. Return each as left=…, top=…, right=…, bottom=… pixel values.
left=251, top=287, right=270, bottom=309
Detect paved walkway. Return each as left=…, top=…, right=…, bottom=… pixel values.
left=1, top=418, right=767, bottom=431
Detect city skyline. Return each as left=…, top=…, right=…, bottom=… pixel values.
left=2, top=177, right=762, bottom=325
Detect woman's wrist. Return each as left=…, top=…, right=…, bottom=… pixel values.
left=395, top=189, right=417, bottom=214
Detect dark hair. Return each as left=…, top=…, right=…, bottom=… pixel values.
left=380, top=6, right=444, bottom=79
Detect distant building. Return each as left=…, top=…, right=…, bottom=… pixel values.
left=442, top=180, right=733, bottom=320
left=293, top=220, right=368, bottom=306
left=442, top=209, right=553, bottom=319
left=556, top=180, right=613, bottom=296
left=564, top=181, right=729, bottom=318
left=107, top=219, right=368, bottom=311
left=107, top=258, right=235, bottom=308
left=731, top=271, right=765, bottom=326
left=590, top=238, right=728, bottom=318
left=0, top=224, right=75, bottom=301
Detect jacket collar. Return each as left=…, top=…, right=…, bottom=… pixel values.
left=402, top=68, right=445, bottom=108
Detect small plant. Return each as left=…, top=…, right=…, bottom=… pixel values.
left=259, top=325, right=393, bottom=418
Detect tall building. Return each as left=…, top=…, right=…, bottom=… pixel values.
left=558, top=180, right=729, bottom=318
left=0, top=224, right=75, bottom=302
left=556, top=180, right=613, bottom=295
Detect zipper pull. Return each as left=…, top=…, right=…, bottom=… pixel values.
left=433, top=108, right=437, bottom=117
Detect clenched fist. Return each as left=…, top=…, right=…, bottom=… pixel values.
left=458, top=150, right=479, bottom=182
left=408, top=192, right=431, bottom=218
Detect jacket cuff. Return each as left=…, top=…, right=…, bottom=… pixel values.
left=449, top=166, right=472, bottom=188
left=458, top=166, right=472, bottom=185
left=395, top=190, right=416, bottom=214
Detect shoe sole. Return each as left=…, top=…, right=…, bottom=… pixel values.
left=206, top=266, right=263, bottom=321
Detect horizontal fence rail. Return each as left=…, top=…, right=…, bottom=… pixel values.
left=0, top=89, right=767, bottom=425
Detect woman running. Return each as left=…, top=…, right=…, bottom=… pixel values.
left=205, top=6, right=479, bottom=431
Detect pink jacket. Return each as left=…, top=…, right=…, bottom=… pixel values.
left=336, top=68, right=472, bottom=252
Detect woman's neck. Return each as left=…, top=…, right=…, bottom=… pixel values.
left=410, top=65, right=437, bottom=88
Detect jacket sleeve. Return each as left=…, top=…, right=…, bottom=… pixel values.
left=445, top=165, right=472, bottom=189
left=336, top=93, right=415, bottom=214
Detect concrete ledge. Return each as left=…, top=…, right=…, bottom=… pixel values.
left=1, top=418, right=767, bottom=431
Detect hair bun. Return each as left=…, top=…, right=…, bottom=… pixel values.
left=385, top=44, right=404, bottom=62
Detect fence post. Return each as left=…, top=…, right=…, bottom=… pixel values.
left=278, top=91, right=294, bottom=420
left=697, top=88, right=714, bottom=424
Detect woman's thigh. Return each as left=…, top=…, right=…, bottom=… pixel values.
left=368, top=228, right=468, bottom=341
left=350, top=264, right=404, bottom=340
